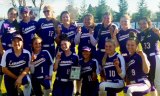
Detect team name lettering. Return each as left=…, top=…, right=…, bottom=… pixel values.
left=22, top=25, right=36, bottom=34
left=33, top=58, right=46, bottom=67
left=128, top=60, right=135, bottom=67
left=119, top=34, right=129, bottom=41
left=41, top=23, right=53, bottom=29
left=9, top=60, right=26, bottom=68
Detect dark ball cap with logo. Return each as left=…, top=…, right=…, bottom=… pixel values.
left=82, top=46, right=91, bottom=52
left=12, top=34, right=23, bottom=41
left=20, top=6, right=30, bottom=14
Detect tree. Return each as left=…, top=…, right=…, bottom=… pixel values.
left=66, top=1, right=79, bottom=22
left=87, top=4, right=96, bottom=17
left=137, top=0, right=151, bottom=20
left=10, top=0, right=44, bottom=13
left=78, top=0, right=87, bottom=22
left=96, top=0, right=111, bottom=22
left=116, top=0, right=128, bottom=21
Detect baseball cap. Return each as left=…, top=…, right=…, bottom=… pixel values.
left=12, top=34, right=23, bottom=41
left=82, top=46, right=91, bottom=52
left=20, top=7, right=30, bottom=14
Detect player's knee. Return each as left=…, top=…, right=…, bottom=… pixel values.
left=124, top=86, right=132, bottom=95
left=99, top=82, right=106, bottom=91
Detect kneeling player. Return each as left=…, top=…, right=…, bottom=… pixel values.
left=124, top=32, right=151, bottom=96
left=99, top=39, right=125, bottom=96
left=30, top=36, right=53, bottom=96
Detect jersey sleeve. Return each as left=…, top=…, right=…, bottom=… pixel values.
left=45, top=50, right=54, bottom=65
left=117, top=54, right=126, bottom=79
left=73, top=54, right=79, bottom=66
left=1, top=50, right=10, bottom=67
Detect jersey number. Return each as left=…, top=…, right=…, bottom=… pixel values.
left=131, top=69, right=135, bottom=76
left=144, top=42, right=150, bottom=49
left=109, top=70, right=115, bottom=77
left=49, top=31, right=54, bottom=37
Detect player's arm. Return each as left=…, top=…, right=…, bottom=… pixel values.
left=89, top=28, right=97, bottom=46
left=114, top=55, right=126, bottom=79
left=2, top=67, right=17, bottom=79
left=54, top=51, right=61, bottom=71
left=1, top=51, right=17, bottom=79
left=74, top=26, right=81, bottom=45
left=137, top=51, right=150, bottom=74
left=55, top=25, right=62, bottom=45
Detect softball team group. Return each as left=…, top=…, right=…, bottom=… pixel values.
left=0, top=5, right=159, bottom=96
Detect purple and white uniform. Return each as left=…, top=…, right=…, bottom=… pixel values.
left=58, top=23, right=77, bottom=53
left=1, top=49, right=31, bottom=96
left=31, top=50, right=53, bottom=96
left=116, top=29, right=139, bottom=62
left=19, top=20, right=38, bottom=52
left=99, top=52, right=125, bottom=96
left=95, top=23, right=117, bottom=65
left=138, top=28, right=160, bottom=92
left=74, top=26, right=97, bottom=59
left=52, top=52, right=79, bottom=96
left=0, top=20, right=19, bottom=50
left=124, top=53, right=150, bottom=96
left=37, top=18, right=56, bottom=58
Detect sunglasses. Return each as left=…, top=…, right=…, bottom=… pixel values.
left=43, top=10, right=50, bottom=13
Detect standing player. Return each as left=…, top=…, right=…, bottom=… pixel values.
left=52, top=36, right=79, bottom=96
left=74, top=13, right=97, bottom=59
left=0, top=7, right=19, bottom=93
left=124, top=32, right=151, bottom=96
left=138, top=17, right=160, bottom=96
left=30, top=36, right=53, bottom=96
left=19, top=6, right=38, bottom=52
left=99, top=39, right=125, bottom=96
left=79, top=46, right=99, bottom=96
left=1, top=34, right=31, bottom=96
left=56, top=11, right=77, bottom=53
left=94, top=12, right=118, bottom=65
left=115, top=14, right=139, bottom=62
left=37, top=5, right=57, bottom=58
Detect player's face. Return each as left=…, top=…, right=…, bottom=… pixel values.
left=102, top=15, right=111, bottom=25
left=33, top=39, right=42, bottom=52
left=120, top=17, right=130, bottom=29
left=126, top=40, right=137, bottom=55
left=139, top=20, right=149, bottom=31
left=82, top=51, right=91, bottom=59
left=12, top=38, right=23, bottom=50
left=8, top=10, right=17, bottom=22
left=43, top=7, right=52, bottom=18
left=62, top=13, right=70, bottom=24
left=83, top=16, right=93, bottom=28
left=21, top=11, right=30, bottom=20
left=105, top=42, right=115, bottom=55
left=61, top=41, right=71, bottom=51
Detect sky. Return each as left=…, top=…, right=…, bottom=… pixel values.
left=0, top=0, right=159, bottom=18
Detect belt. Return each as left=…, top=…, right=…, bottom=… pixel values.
left=149, top=52, right=160, bottom=56
left=98, top=49, right=105, bottom=52
left=122, top=53, right=128, bottom=57
left=130, top=78, right=147, bottom=84
left=36, top=76, right=44, bottom=79
left=43, top=44, right=54, bottom=47
left=56, top=77, right=70, bottom=82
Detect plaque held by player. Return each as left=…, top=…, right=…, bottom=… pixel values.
left=69, top=66, right=81, bottom=80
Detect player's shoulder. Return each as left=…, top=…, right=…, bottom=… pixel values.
left=91, top=58, right=98, bottom=63
left=129, top=28, right=140, bottom=33
left=23, top=49, right=31, bottom=55
left=42, top=50, right=50, bottom=55
left=4, top=49, right=13, bottom=55
left=72, top=53, right=79, bottom=58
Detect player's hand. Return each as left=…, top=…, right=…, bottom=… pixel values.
left=89, top=27, right=94, bottom=35
left=15, top=76, right=22, bottom=88
left=56, top=51, right=62, bottom=61
left=77, top=26, right=82, bottom=33
left=45, top=75, right=52, bottom=80
left=31, top=53, right=37, bottom=61
left=152, top=27, right=160, bottom=36
left=113, top=58, right=119, bottom=67
left=137, top=50, right=146, bottom=58
left=92, top=72, right=97, bottom=81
